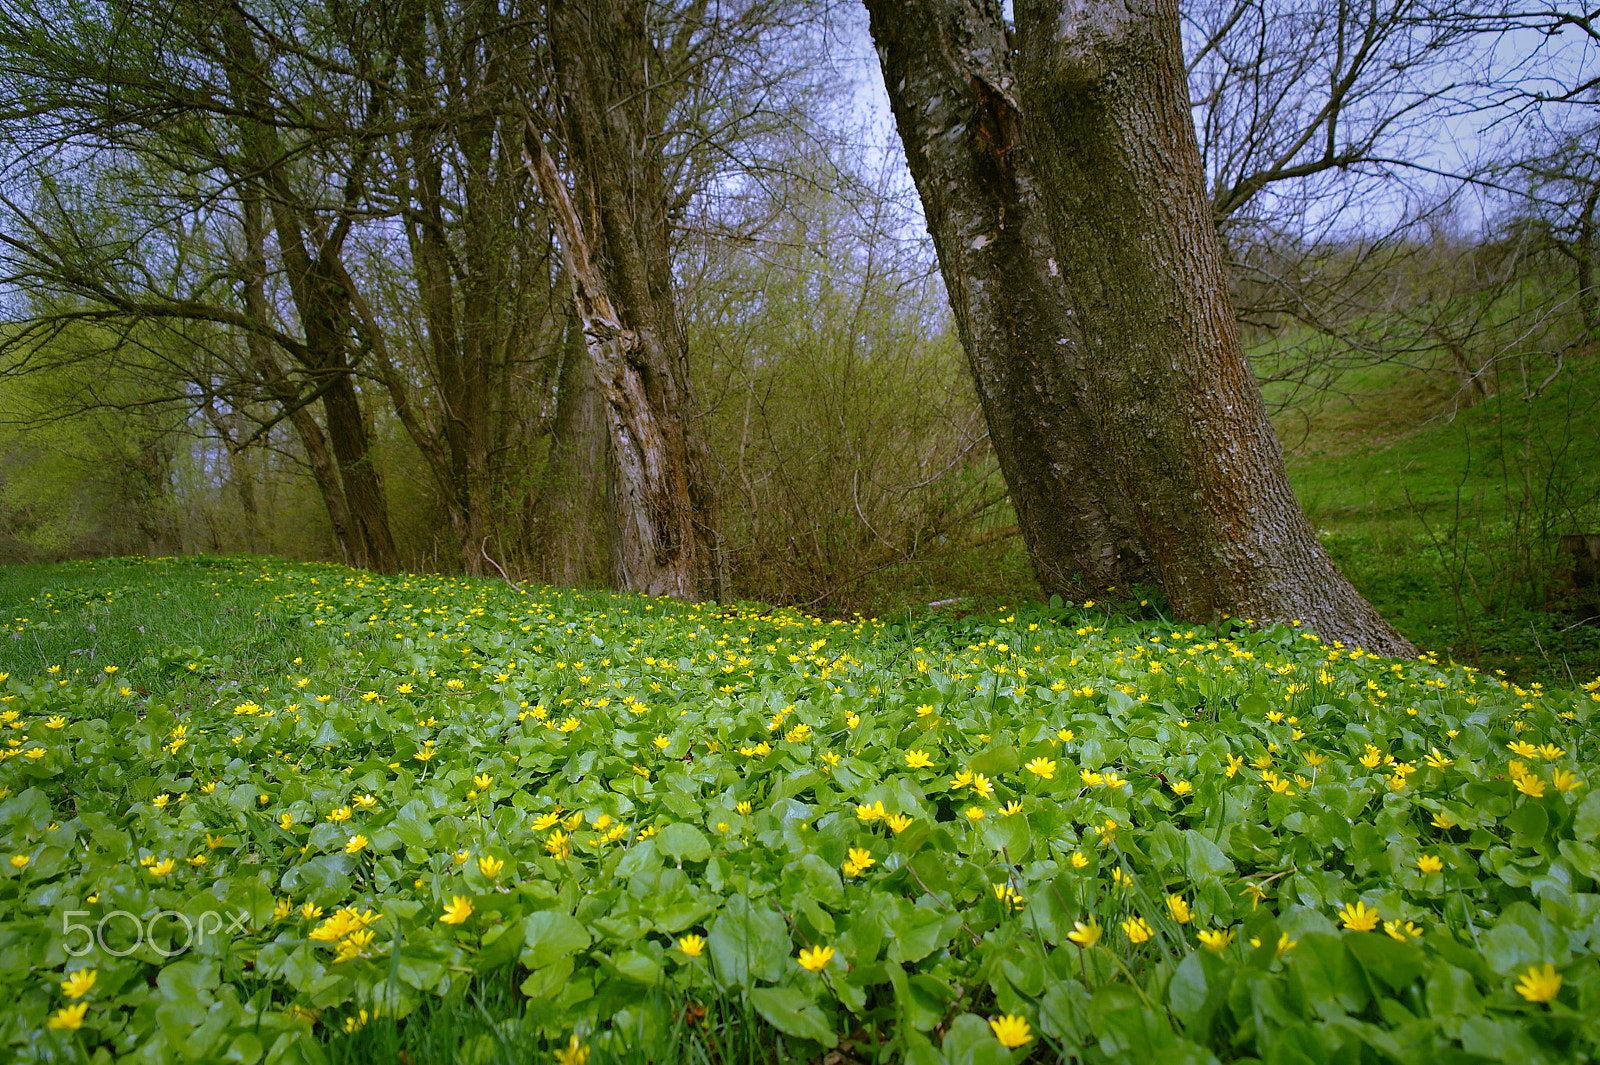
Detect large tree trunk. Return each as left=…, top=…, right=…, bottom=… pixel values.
left=535, top=0, right=725, bottom=601
left=864, top=0, right=1157, bottom=595
left=533, top=311, right=608, bottom=586
left=1014, top=0, right=1412, bottom=654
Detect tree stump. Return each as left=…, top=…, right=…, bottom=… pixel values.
left=1561, top=534, right=1600, bottom=623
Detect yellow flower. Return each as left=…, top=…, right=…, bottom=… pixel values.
left=1514, top=963, right=1562, bottom=1004
left=797, top=944, right=834, bottom=972
left=1431, top=811, right=1458, bottom=830
left=1000, top=800, right=1024, bottom=817
left=1024, top=757, right=1056, bottom=780
left=1303, top=751, right=1328, bottom=767
left=970, top=773, right=993, bottom=798
left=440, top=896, right=474, bottom=925
left=1171, top=780, right=1193, bottom=796
left=44, top=716, right=65, bottom=729
left=9, top=854, right=28, bottom=869
left=553, top=1035, right=590, bottom=1065
left=1070, top=851, right=1089, bottom=869
left=327, top=806, right=352, bottom=823
left=345, top=834, right=369, bottom=854
left=278, top=813, right=296, bottom=831
left=148, top=858, right=176, bottom=877
left=905, top=749, right=934, bottom=769
left=544, top=831, right=570, bottom=860
left=1240, top=883, right=1267, bottom=910
left=1122, top=916, right=1153, bottom=944
left=736, top=801, right=752, bottom=815
left=1424, top=748, right=1454, bottom=769
left=47, top=1002, right=88, bottom=1030
left=1057, top=728, right=1074, bottom=742
left=1248, top=931, right=1298, bottom=957
left=846, top=847, right=875, bottom=872
left=1066, top=918, right=1102, bottom=948
left=478, top=855, right=505, bottom=879
left=1167, top=894, right=1192, bottom=924
left=988, top=1013, right=1032, bottom=1048
left=352, top=793, right=377, bottom=809
left=1417, top=854, right=1443, bottom=874
left=454, top=849, right=472, bottom=864
left=1384, top=920, right=1423, bottom=941
left=413, top=745, right=437, bottom=761
left=532, top=812, right=561, bottom=831
left=60, top=969, right=96, bottom=998
left=334, top=929, right=375, bottom=962
left=1359, top=746, right=1383, bottom=769
left=301, top=902, right=324, bottom=920
left=1515, top=775, right=1547, bottom=798
left=1338, top=900, right=1380, bottom=931
left=886, top=812, right=914, bottom=834
left=1507, top=740, right=1538, bottom=758
left=1197, top=928, right=1233, bottom=953
left=1508, top=759, right=1530, bottom=781
left=1225, top=755, right=1244, bottom=778
left=1552, top=769, right=1584, bottom=793
left=855, top=801, right=886, bottom=822
left=677, top=934, right=706, bottom=957
left=1537, top=743, right=1565, bottom=761
left=964, top=806, right=986, bottom=822
left=151, top=793, right=170, bottom=809
left=185, top=854, right=208, bottom=867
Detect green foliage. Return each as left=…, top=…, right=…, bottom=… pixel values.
left=0, top=558, right=1598, bottom=1063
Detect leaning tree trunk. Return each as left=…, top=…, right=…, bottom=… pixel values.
left=864, top=0, right=1157, bottom=595
left=534, top=0, right=725, bottom=601
left=1014, top=0, right=1413, bottom=655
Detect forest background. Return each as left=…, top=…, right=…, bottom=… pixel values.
left=0, top=0, right=1597, bottom=681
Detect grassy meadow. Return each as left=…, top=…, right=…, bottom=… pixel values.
left=0, top=556, right=1597, bottom=1063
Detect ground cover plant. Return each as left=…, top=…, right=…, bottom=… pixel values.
left=2, top=557, right=1599, bottom=1064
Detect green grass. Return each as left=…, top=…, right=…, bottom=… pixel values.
left=0, top=555, right=325, bottom=691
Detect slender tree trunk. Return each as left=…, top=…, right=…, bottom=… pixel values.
left=241, top=192, right=356, bottom=564
left=1014, top=0, right=1412, bottom=654
left=864, top=0, right=1157, bottom=595
left=219, top=8, right=398, bottom=572
left=534, top=0, right=724, bottom=601
left=318, top=372, right=397, bottom=572
left=534, top=311, right=608, bottom=585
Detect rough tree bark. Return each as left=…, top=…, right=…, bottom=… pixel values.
left=1014, top=0, right=1413, bottom=654
left=533, top=0, right=725, bottom=601
left=864, top=0, right=1157, bottom=595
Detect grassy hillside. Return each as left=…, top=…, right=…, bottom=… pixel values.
left=1273, top=358, right=1600, bottom=684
